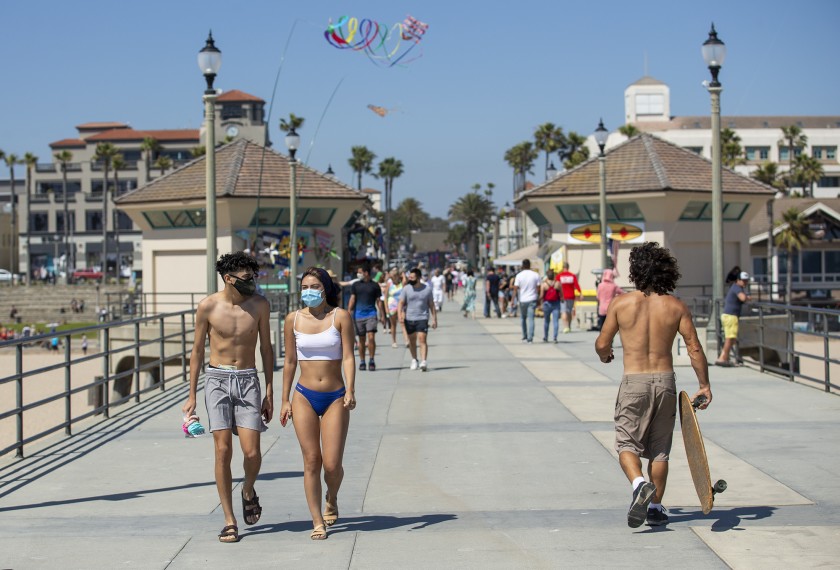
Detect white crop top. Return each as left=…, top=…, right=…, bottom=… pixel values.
left=294, top=310, right=342, bottom=361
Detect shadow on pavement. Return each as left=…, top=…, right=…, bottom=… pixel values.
left=0, top=384, right=194, bottom=499
left=667, top=506, right=777, bottom=531
left=243, top=513, right=457, bottom=539
left=0, top=470, right=303, bottom=512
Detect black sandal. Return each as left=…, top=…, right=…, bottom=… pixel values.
left=218, top=524, right=239, bottom=543
left=242, top=488, right=262, bottom=526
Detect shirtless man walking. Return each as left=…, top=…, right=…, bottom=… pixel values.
left=182, top=252, right=274, bottom=543
left=595, top=242, right=711, bottom=528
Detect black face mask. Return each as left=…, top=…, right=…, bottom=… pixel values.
left=229, top=275, right=256, bottom=296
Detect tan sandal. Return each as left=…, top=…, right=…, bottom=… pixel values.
left=310, top=524, right=328, bottom=540
left=323, top=493, right=339, bottom=526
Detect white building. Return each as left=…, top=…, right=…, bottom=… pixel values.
left=590, top=76, right=840, bottom=199
left=18, top=89, right=267, bottom=281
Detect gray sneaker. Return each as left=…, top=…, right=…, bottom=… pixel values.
left=627, top=482, right=656, bottom=528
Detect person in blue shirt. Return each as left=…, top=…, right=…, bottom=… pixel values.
left=715, top=271, right=751, bottom=366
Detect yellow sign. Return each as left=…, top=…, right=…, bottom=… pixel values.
left=568, top=222, right=644, bottom=244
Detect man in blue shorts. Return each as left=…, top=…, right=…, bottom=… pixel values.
left=348, top=263, right=385, bottom=371
left=398, top=267, right=437, bottom=371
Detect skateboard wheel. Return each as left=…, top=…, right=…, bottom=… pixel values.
left=713, top=480, right=727, bottom=494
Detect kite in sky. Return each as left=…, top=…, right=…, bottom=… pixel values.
left=325, top=14, right=429, bottom=68
left=367, top=104, right=396, bottom=117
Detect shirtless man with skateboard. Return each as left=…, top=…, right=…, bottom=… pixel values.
left=595, top=242, right=711, bottom=528
left=182, top=251, right=274, bottom=543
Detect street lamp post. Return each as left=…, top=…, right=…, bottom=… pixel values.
left=285, top=127, right=301, bottom=296
left=703, top=23, right=726, bottom=342
left=504, top=204, right=511, bottom=255
left=594, top=119, right=609, bottom=270
left=546, top=161, right=557, bottom=181
left=198, top=31, right=222, bottom=295
left=766, top=198, right=774, bottom=301
left=491, top=214, right=499, bottom=260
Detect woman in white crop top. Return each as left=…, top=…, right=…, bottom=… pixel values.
left=281, top=267, right=356, bottom=541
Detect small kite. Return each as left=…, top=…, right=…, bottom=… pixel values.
left=367, top=104, right=393, bottom=117
left=325, top=14, right=429, bottom=68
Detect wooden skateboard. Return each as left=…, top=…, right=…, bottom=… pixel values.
left=679, top=391, right=727, bottom=514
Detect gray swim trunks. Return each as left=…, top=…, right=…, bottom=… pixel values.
left=204, top=366, right=267, bottom=435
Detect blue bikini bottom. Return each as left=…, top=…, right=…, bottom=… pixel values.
left=295, top=383, right=346, bottom=416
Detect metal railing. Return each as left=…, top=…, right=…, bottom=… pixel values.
left=735, top=301, right=839, bottom=393
left=0, top=310, right=195, bottom=458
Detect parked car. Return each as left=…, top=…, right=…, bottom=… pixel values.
left=0, top=269, right=11, bottom=283
left=72, top=269, right=103, bottom=282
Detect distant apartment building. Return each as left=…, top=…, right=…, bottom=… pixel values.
left=589, top=76, right=840, bottom=199
left=19, top=89, right=267, bottom=278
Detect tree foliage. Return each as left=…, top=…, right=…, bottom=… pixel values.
left=721, top=128, right=745, bottom=168
left=348, top=146, right=376, bottom=190
left=533, top=123, right=566, bottom=180
left=618, top=124, right=641, bottom=138
left=503, top=142, right=538, bottom=195
left=774, top=207, right=810, bottom=300
left=448, top=184, right=496, bottom=268
left=562, top=131, right=590, bottom=169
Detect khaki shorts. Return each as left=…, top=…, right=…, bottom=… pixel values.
left=721, top=313, right=739, bottom=339
left=614, top=372, right=677, bottom=462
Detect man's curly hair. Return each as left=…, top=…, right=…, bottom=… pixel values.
left=628, top=242, right=681, bottom=294
left=216, top=251, right=258, bottom=277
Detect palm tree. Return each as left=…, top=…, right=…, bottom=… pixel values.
left=448, top=187, right=495, bottom=268
left=377, top=157, right=404, bottom=259
left=94, top=142, right=119, bottom=282
left=140, top=137, right=160, bottom=182
left=750, top=161, right=786, bottom=192
left=503, top=142, right=538, bottom=197
left=790, top=154, right=823, bottom=197
left=348, top=146, right=377, bottom=190
left=154, top=155, right=173, bottom=176
left=112, top=154, right=126, bottom=278
left=618, top=124, right=641, bottom=138
left=23, top=152, right=37, bottom=285
left=190, top=145, right=206, bottom=158
left=446, top=223, right=468, bottom=254
left=562, top=131, right=590, bottom=169
left=774, top=207, right=810, bottom=302
left=721, top=128, right=745, bottom=168
left=279, top=113, right=305, bottom=133
left=534, top=123, right=566, bottom=180
left=778, top=125, right=808, bottom=194
left=4, top=153, right=20, bottom=275
left=54, top=150, right=74, bottom=278
left=394, top=197, right=428, bottom=253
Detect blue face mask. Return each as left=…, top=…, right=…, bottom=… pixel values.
left=301, top=289, right=323, bottom=308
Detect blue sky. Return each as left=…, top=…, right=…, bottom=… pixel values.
left=1, top=0, right=837, bottom=217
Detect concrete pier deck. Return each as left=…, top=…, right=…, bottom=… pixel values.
left=2, top=301, right=839, bottom=569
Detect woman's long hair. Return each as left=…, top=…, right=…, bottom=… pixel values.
left=301, top=267, right=339, bottom=307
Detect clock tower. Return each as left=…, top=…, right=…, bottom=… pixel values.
left=201, top=89, right=268, bottom=147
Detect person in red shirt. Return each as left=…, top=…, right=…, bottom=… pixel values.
left=557, top=262, right=582, bottom=333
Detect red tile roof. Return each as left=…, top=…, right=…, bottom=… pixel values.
left=49, top=138, right=87, bottom=148
left=518, top=133, right=775, bottom=201
left=85, top=128, right=200, bottom=142
left=216, top=89, right=265, bottom=103
left=76, top=122, right=130, bottom=130
left=115, top=139, right=367, bottom=204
